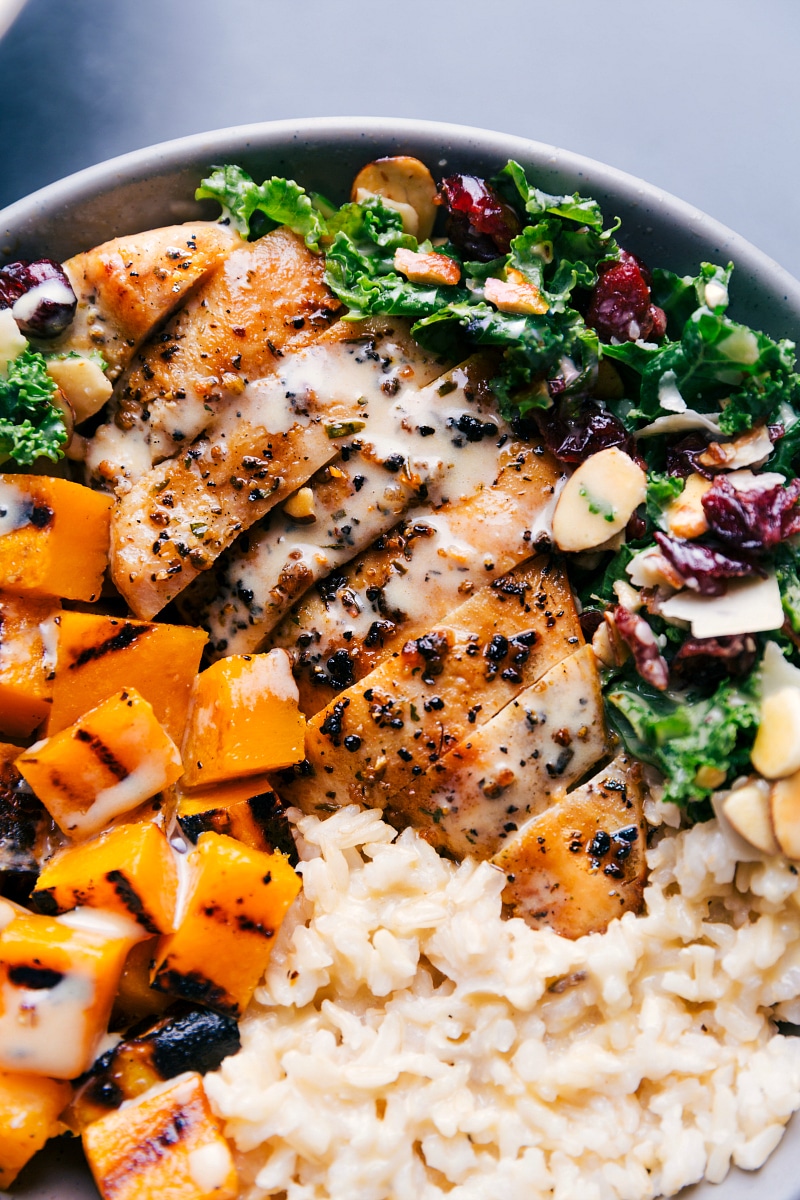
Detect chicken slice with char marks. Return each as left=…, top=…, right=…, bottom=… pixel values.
left=386, top=644, right=608, bottom=859
left=85, top=227, right=340, bottom=488
left=267, top=441, right=566, bottom=715
left=111, top=321, right=441, bottom=620
left=279, top=556, right=580, bottom=813
left=46, top=222, right=239, bottom=381
left=179, top=353, right=533, bottom=657
left=493, top=754, right=647, bottom=937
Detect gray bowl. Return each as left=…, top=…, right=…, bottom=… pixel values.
left=2, top=116, right=799, bottom=1200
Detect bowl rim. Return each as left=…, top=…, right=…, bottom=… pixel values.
left=2, top=115, right=799, bottom=316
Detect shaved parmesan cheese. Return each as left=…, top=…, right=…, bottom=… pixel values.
left=658, top=370, right=687, bottom=413
left=725, top=469, right=786, bottom=491
left=660, top=574, right=783, bottom=639
left=635, top=409, right=722, bottom=439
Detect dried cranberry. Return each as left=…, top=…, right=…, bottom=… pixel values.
left=0, top=258, right=77, bottom=339
left=437, top=175, right=521, bottom=261
left=613, top=606, right=669, bottom=691
left=654, top=532, right=758, bottom=595
left=665, top=433, right=715, bottom=480
left=586, top=250, right=666, bottom=344
left=671, top=633, right=758, bottom=681
left=579, top=610, right=604, bottom=641
left=536, top=401, right=630, bottom=464
left=702, top=476, right=800, bottom=552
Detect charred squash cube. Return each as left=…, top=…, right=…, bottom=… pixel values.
left=47, top=611, right=207, bottom=744
left=151, top=832, right=301, bottom=1016
left=0, top=474, right=112, bottom=603
left=0, top=1070, right=71, bottom=1187
left=72, top=1008, right=240, bottom=1129
left=0, top=909, right=142, bottom=1077
left=17, top=688, right=183, bottom=839
left=177, top=778, right=297, bottom=863
left=83, top=1071, right=238, bottom=1200
left=0, top=742, right=54, bottom=904
left=32, top=820, right=178, bottom=933
left=0, top=592, right=60, bottom=739
left=182, top=650, right=305, bottom=788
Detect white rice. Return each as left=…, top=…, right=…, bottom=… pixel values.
left=204, top=806, right=800, bottom=1200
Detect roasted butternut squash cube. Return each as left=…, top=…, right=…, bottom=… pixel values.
left=0, top=592, right=60, bottom=739
left=18, top=688, right=183, bottom=839
left=0, top=474, right=112, bottom=602
left=182, top=649, right=305, bottom=788
left=177, top=781, right=296, bottom=861
left=72, top=1009, right=241, bottom=1130
left=33, top=821, right=178, bottom=933
left=151, top=833, right=301, bottom=1016
left=0, top=908, right=142, bottom=1077
left=48, top=611, right=207, bottom=744
left=83, top=1071, right=238, bottom=1200
left=0, top=1070, right=71, bottom=1187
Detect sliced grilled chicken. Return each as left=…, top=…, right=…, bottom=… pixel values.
left=110, top=321, right=442, bottom=620
left=493, top=754, right=647, bottom=937
left=176, top=335, right=456, bottom=651
left=279, top=556, right=580, bottom=812
left=85, top=227, right=340, bottom=488
left=268, top=442, right=565, bottom=715
left=46, top=222, right=239, bottom=380
left=387, top=644, right=608, bottom=858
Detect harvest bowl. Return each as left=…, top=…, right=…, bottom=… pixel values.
left=2, top=116, right=800, bottom=1200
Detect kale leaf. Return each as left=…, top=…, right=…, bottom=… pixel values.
left=603, top=261, right=800, bottom=432
left=606, top=669, right=760, bottom=810
left=196, top=165, right=327, bottom=249
left=0, top=349, right=68, bottom=465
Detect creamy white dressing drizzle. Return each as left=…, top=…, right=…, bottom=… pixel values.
left=198, top=357, right=518, bottom=653
left=0, top=480, right=30, bottom=537
left=67, top=756, right=179, bottom=836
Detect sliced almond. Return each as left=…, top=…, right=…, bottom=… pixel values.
left=751, top=687, right=800, bottom=780
left=485, top=270, right=549, bottom=316
left=393, top=248, right=461, bottom=287
left=552, top=447, right=647, bottom=553
left=352, top=156, right=438, bottom=241
left=665, top=472, right=712, bottom=539
left=723, top=780, right=780, bottom=855
left=771, top=770, right=800, bottom=859
left=698, top=424, right=773, bottom=470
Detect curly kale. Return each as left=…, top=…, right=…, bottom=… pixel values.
left=0, top=349, right=67, bottom=465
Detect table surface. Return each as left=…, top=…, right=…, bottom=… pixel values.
left=0, top=0, right=799, bottom=287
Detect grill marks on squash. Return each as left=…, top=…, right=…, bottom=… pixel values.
left=69, top=624, right=150, bottom=669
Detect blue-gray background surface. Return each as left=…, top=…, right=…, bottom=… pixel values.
left=0, top=0, right=798, bottom=282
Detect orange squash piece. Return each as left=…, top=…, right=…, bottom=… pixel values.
left=0, top=592, right=60, bottom=739
left=83, top=1071, right=238, bottom=1200
left=0, top=909, right=142, bottom=1077
left=33, top=821, right=178, bottom=933
left=0, top=474, right=112, bottom=602
left=151, top=833, right=301, bottom=1016
left=177, top=779, right=296, bottom=859
left=18, top=688, right=183, bottom=839
left=0, top=1070, right=71, bottom=1188
left=182, top=649, right=305, bottom=788
left=47, top=611, right=207, bottom=743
